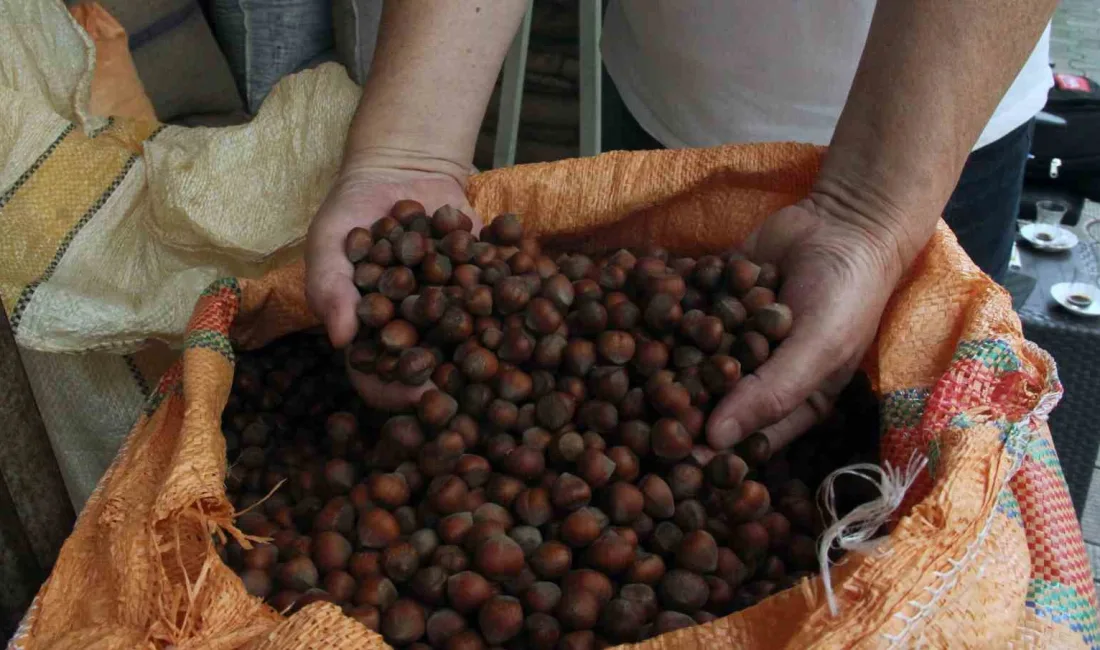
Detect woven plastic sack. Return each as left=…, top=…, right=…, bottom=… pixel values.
left=9, top=139, right=1100, bottom=648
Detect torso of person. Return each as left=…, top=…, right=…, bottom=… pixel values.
left=602, top=0, right=1053, bottom=150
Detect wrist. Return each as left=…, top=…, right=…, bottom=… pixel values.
left=340, top=145, right=472, bottom=189
left=809, top=171, right=938, bottom=276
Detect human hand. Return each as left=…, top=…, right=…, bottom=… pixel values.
left=306, top=164, right=480, bottom=410
left=706, top=195, right=922, bottom=451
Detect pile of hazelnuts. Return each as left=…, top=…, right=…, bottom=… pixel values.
left=219, top=200, right=880, bottom=650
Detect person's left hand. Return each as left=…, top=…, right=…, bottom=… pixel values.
left=706, top=195, right=923, bottom=451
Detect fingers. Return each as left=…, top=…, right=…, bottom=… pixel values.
left=347, top=365, right=434, bottom=411
left=306, top=216, right=360, bottom=348
left=755, top=386, right=840, bottom=452
left=706, top=328, right=842, bottom=449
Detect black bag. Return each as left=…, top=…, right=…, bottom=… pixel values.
left=1025, top=72, right=1100, bottom=202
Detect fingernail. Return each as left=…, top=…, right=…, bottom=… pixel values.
left=707, top=417, right=742, bottom=450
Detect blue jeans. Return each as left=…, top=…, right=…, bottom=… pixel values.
left=602, top=70, right=1033, bottom=283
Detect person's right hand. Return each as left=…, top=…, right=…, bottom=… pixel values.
left=306, top=164, right=479, bottom=410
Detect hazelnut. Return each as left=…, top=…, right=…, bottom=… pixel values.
left=357, top=508, right=401, bottom=549
left=643, top=293, right=682, bottom=331
left=652, top=611, right=696, bottom=634
left=395, top=231, right=426, bottom=266
left=486, top=474, right=525, bottom=508
left=561, top=507, right=608, bottom=547
left=378, top=266, right=417, bottom=301
left=601, top=598, right=646, bottom=642
left=312, top=531, right=352, bottom=572
left=348, top=551, right=381, bottom=579
left=356, top=293, right=395, bottom=329
left=618, top=421, right=651, bottom=457
left=383, top=540, right=420, bottom=582
left=578, top=401, right=618, bottom=435
left=649, top=521, right=684, bottom=556
left=742, top=286, right=776, bottom=313
left=597, top=331, right=635, bottom=365
left=541, top=273, right=575, bottom=309
left=455, top=455, right=492, bottom=489
left=530, top=541, right=572, bottom=579
left=676, top=530, right=718, bottom=573
left=345, top=227, right=373, bottom=263
left=382, top=415, right=424, bottom=452
left=242, top=544, right=278, bottom=571
left=431, top=204, right=465, bottom=236
left=503, top=445, right=545, bottom=480
left=368, top=239, right=394, bottom=265
left=494, top=276, right=531, bottom=314
left=606, top=482, right=645, bottom=524
left=706, top=453, right=749, bottom=489
left=626, top=551, right=666, bottom=585
left=563, top=339, right=597, bottom=376
left=487, top=398, right=519, bottom=430
left=556, top=588, right=601, bottom=630
left=576, top=449, right=616, bottom=488
left=347, top=604, right=381, bottom=631
left=526, top=297, right=563, bottom=335
left=432, top=363, right=466, bottom=395
left=409, top=528, right=440, bottom=561
left=478, top=595, right=524, bottom=644
left=439, top=512, right=475, bottom=546
left=465, top=285, right=494, bottom=316
left=429, top=475, right=469, bottom=515
left=433, top=545, right=470, bottom=573
left=584, top=533, right=634, bottom=574
left=733, top=330, right=771, bottom=372
left=447, top=571, right=495, bottom=614
left=659, top=569, right=710, bottom=613
left=419, top=389, right=459, bottom=428
left=673, top=499, right=708, bottom=532
left=422, top=252, right=454, bottom=284
left=509, top=524, right=543, bottom=556
left=533, top=334, right=568, bottom=368
left=427, top=608, right=468, bottom=647
left=367, top=473, right=410, bottom=510
left=552, top=473, right=592, bottom=511
left=515, top=487, right=553, bottom=526
left=536, top=392, right=576, bottom=430
left=379, top=319, right=419, bottom=351
left=725, top=259, right=761, bottom=294
left=526, top=612, right=563, bottom=650
left=324, top=569, right=357, bottom=603
left=650, top=382, right=691, bottom=417
left=440, top=306, right=475, bottom=342
left=354, top=574, right=397, bottom=609
left=725, top=480, right=771, bottom=522
left=639, top=475, right=675, bottom=519
left=382, top=599, right=426, bottom=645
left=736, top=432, right=771, bottom=466
left=651, top=419, right=692, bottom=461
left=240, top=568, right=272, bottom=599
left=446, top=630, right=488, bottom=650
left=730, top=521, right=770, bottom=561
left=410, top=565, right=448, bottom=605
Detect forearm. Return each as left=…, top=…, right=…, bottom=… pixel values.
left=342, top=0, right=529, bottom=181
left=816, top=0, right=1056, bottom=266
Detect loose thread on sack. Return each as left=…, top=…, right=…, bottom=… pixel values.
left=816, top=451, right=928, bottom=616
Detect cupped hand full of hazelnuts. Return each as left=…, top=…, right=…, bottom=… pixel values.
left=220, top=200, right=879, bottom=650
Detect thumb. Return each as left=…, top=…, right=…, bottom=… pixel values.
left=306, top=223, right=361, bottom=349
left=706, top=327, right=839, bottom=449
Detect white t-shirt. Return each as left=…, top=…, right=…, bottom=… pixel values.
left=602, top=1, right=1053, bottom=151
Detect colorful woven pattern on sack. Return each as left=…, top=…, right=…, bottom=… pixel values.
left=879, top=336, right=1098, bottom=649
left=0, top=117, right=161, bottom=330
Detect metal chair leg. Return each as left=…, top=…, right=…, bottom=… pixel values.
left=578, top=0, right=602, bottom=157
left=493, top=0, right=535, bottom=169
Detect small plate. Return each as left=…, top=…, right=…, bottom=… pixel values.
left=1021, top=223, right=1079, bottom=251
left=1051, top=282, right=1100, bottom=317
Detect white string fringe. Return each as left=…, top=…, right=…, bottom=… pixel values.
left=816, top=452, right=928, bottom=616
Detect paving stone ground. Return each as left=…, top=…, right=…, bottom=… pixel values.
left=1050, top=0, right=1100, bottom=79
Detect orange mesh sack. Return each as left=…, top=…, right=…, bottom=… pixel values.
left=10, top=145, right=1098, bottom=650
